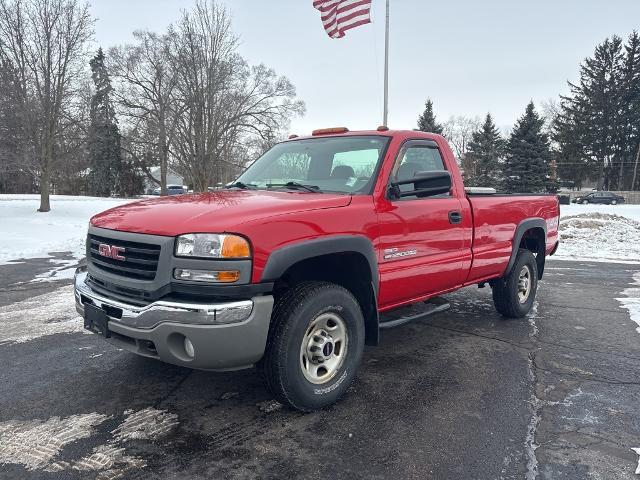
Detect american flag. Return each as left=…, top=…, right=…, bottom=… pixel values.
left=313, top=0, right=373, bottom=39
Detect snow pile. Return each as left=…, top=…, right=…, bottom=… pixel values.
left=0, top=195, right=132, bottom=273
left=560, top=203, right=640, bottom=222
left=557, top=212, right=640, bottom=262
left=617, top=272, right=640, bottom=334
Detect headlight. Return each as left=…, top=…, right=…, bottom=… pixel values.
left=175, top=234, right=251, bottom=259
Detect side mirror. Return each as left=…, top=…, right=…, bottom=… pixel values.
left=389, top=170, right=452, bottom=199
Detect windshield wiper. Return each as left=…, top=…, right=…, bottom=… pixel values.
left=266, top=181, right=322, bottom=193
left=225, top=181, right=257, bottom=190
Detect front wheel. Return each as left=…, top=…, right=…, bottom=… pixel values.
left=582, top=200, right=589, bottom=204
left=492, top=249, right=538, bottom=318
left=611, top=200, right=618, bottom=205
left=260, top=281, right=365, bottom=412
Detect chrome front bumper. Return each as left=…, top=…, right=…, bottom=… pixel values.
left=74, top=269, right=274, bottom=371
left=74, top=270, right=254, bottom=329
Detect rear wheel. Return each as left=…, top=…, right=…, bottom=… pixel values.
left=260, top=281, right=365, bottom=412
left=492, top=249, right=538, bottom=318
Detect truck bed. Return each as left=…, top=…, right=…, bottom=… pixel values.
left=465, top=194, right=559, bottom=284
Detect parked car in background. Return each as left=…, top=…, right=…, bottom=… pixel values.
left=572, top=191, right=625, bottom=205
left=151, top=185, right=187, bottom=196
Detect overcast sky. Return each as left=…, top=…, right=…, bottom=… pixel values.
left=90, top=0, right=640, bottom=134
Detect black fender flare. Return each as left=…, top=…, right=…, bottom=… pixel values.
left=261, top=235, right=380, bottom=345
left=505, top=218, right=547, bottom=279
left=261, top=235, right=379, bottom=292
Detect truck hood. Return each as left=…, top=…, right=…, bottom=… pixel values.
left=90, top=190, right=352, bottom=236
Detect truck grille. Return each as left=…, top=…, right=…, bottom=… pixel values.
left=88, top=234, right=161, bottom=280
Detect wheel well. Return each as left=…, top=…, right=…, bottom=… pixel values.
left=519, top=227, right=546, bottom=279
left=273, top=252, right=379, bottom=346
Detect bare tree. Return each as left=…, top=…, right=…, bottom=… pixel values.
left=0, top=0, right=93, bottom=211
left=109, top=31, right=178, bottom=195
left=170, top=1, right=304, bottom=191
left=442, top=115, right=481, bottom=161
left=540, top=98, right=560, bottom=138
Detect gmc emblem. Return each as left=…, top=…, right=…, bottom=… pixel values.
left=98, top=243, right=126, bottom=261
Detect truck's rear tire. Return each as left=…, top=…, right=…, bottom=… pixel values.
left=259, top=281, right=365, bottom=412
left=492, top=249, right=538, bottom=318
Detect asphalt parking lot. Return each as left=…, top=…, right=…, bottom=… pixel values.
left=1, top=258, right=639, bottom=479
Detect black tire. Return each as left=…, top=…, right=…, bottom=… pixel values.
left=582, top=200, right=589, bottom=204
left=259, top=281, right=365, bottom=412
left=611, top=200, right=617, bottom=205
left=492, top=249, right=538, bottom=318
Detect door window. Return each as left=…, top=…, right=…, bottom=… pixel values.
left=391, top=145, right=450, bottom=199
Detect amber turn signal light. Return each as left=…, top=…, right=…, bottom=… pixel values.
left=221, top=235, right=251, bottom=258
left=216, top=271, right=241, bottom=283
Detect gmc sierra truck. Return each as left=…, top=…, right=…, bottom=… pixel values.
left=75, top=128, right=559, bottom=411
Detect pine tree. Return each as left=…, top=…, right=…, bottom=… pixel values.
left=553, top=100, right=595, bottom=191
left=554, top=34, right=640, bottom=191
left=465, top=113, right=504, bottom=187
left=417, top=99, right=443, bottom=135
left=87, top=48, right=122, bottom=197
left=503, top=102, right=553, bottom=193
left=621, top=31, right=640, bottom=190
left=564, top=36, right=625, bottom=189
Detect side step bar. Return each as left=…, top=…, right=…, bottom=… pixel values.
left=379, top=297, right=450, bottom=330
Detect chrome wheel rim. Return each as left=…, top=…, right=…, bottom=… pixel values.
left=300, top=312, right=348, bottom=385
left=517, top=265, right=532, bottom=303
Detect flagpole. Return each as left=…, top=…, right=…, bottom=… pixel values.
left=382, top=0, right=390, bottom=126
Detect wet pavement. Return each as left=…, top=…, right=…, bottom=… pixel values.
left=0, top=257, right=639, bottom=479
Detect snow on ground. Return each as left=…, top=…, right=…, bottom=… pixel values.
left=1, top=195, right=639, bottom=267
left=0, top=408, right=178, bottom=478
left=617, top=272, right=640, bottom=334
left=0, top=285, right=85, bottom=344
left=111, top=408, right=179, bottom=442
left=0, top=195, right=134, bottom=279
left=0, top=412, right=108, bottom=471
left=556, top=204, right=640, bottom=263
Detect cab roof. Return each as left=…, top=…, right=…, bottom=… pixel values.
left=285, top=128, right=444, bottom=143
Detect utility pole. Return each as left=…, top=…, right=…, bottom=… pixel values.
left=382, top=0, right=390, bottom=126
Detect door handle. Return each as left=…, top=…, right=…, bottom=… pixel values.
left=448, top=210, right=462, bottom=224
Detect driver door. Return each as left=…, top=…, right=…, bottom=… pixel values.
left=376, top=140, right=470, bottom=308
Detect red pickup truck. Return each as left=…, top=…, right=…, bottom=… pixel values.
left=75, top=128, right=559, bottom=411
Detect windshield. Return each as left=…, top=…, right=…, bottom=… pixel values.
left=233, top=135, right=390, bottom=194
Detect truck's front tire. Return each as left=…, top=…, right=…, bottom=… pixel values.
left=260, top=281, right=365, bottom=412
left=492, top=249, right=538, bottom=318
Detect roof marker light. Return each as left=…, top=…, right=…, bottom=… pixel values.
left=312, top=127, right=349, bottom=136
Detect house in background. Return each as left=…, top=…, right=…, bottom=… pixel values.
left=144, top=167, right=185, bottom=194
